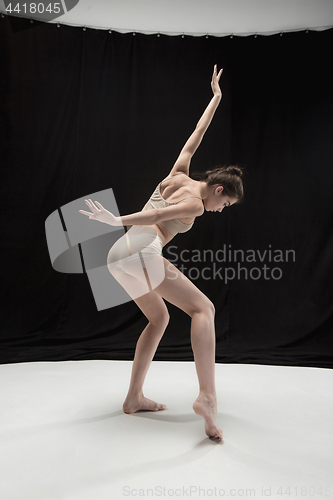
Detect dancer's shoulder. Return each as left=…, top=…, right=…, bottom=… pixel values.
left=168, top=150, right=192, bottom=178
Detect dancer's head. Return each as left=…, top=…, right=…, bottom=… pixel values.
left=192, top=165, right=244, bottom=212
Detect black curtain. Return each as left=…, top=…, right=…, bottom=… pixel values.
left=1, top=15, right=332, bottom=368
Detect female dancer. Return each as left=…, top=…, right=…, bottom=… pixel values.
left=79, top=65, right=244, bottom=441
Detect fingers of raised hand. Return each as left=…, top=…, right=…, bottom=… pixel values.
left=79, top=210, right=93, bottom=217
left=85, top=199, right=100, bottom=213
left=213, top=63, right=223, bottom=73
left=94, top=201, right=104, bottom=210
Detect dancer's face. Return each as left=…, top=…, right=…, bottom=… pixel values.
left=205, top=186, right=238, bottom=212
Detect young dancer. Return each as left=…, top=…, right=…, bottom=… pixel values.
left=79, top=65, right=244, bottom=441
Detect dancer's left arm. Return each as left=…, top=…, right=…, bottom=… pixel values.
left=79, top=199, right=159, bottom=226
left=170, top=65, right=223, bottom=176
left=79, top=198, right=203, bottom=226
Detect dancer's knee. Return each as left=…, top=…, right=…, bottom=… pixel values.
left=148, top=310, right=170, bottom=329
left=191, top=298, right=215, bottom=318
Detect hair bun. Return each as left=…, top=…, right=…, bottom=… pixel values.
left=225, top=165, right=243, bottom=178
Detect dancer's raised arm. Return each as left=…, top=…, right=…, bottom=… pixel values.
left=170, top=64, right=223, bottom=177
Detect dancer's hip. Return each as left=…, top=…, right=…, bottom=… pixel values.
left=107, top=225, right=163, bottom=272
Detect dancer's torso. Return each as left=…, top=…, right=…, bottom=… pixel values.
left=138, top=172, right=203, bottom=247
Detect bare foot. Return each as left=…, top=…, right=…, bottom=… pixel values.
left=193, top=393, right=223, bottom=441
left=123, top=395, right=167, bottom=414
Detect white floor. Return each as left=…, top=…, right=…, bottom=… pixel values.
left=1, top=360, right=332, bottom=500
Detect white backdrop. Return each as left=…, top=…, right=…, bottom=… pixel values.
left=1, top=0, right=333, bottom=35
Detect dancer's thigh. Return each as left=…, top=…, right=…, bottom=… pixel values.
left=108, top=264, right=151, bottom=301
left=109, top=265, right=169, bottom=324
left=109, top=251, right=213, bottom=318
left=153, top=258, right=215, bottom=317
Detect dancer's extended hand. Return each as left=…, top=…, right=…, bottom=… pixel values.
left=79, top=199, right=119, bottom=225
left=211, top=64, right=223, bottom=97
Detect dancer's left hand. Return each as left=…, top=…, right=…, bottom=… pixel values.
left=211, top=64, right=223, bottom=97
left=79, top=199, right=119, bottom=225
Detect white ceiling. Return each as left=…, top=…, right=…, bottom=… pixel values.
left=1, top=0, right=333, bottom=36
